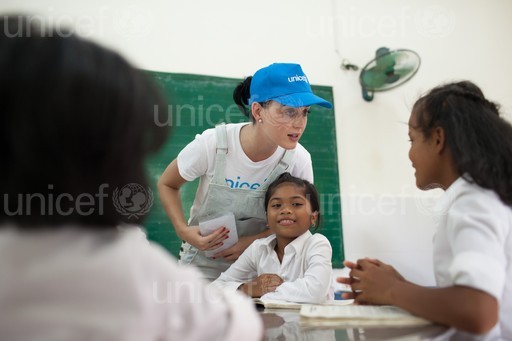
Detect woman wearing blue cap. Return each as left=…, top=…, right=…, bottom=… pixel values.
left=158, top=63, right=332, bottom=281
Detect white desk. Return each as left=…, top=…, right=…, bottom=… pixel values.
left=261, top=308, right=449, bottom=340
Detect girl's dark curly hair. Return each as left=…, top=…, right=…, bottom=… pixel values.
left=412, top=80, right=512, bottom=206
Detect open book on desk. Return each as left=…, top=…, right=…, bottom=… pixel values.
left=300, top=304, right=432, bottom=327
left=253, top=298, right=353, bottom=310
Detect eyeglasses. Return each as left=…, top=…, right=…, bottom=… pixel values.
left=271, top=104, right=310, bottom=124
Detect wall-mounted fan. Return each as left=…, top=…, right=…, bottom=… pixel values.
left=343, top=47, right=421, bottom=102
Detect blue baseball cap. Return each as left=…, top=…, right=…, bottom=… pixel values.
left=249, top=63, right=333, bottom=109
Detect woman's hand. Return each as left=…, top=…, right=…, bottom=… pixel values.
left=180, top=225, right=229, bottom=251
left=239, top=273, right=284, bottom=298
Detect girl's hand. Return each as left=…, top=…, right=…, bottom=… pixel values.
left=336, top=258, right=380, bottom=300
left=213, top=235, right=255, bottom=261
left=349, top=258, right=406, bottom=305
left=336, top=260, right=359, bottom=299
left=180, top=225, right=229, bottom=251
left=239, top=274, right=284, bottom=297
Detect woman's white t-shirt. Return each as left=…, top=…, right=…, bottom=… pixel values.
left=177, top=123, right=313, bottom=220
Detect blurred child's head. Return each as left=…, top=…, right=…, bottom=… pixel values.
left=264, top=173, right=320, bottom=239
left=0, top=15, right=170, bottom=228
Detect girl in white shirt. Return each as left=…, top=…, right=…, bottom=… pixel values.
left=212, top=172, right=334, bottom=303
left=339, top=81, right=512, bottom=340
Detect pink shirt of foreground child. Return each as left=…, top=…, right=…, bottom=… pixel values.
left=338, top=81, right=512, bottom=340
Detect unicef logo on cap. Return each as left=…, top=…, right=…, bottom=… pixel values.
left=287, top=74, right=309, bottom=83
left=112, top=183, right=153, bottom=219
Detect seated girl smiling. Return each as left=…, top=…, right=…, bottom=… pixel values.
left=211, top=173, right=333, bottom=303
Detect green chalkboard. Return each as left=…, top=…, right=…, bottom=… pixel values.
left=143, top=71, right=344, bottom=267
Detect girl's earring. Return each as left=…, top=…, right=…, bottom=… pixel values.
left=258, top=119, right=263, bottom=124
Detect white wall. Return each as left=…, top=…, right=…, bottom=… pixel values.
left=3, top=0, right=512, bottom=285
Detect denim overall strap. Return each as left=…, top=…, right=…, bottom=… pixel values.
left=258, top=148, right=295, bottom=191
left=211, top=123, right=228, bottom=186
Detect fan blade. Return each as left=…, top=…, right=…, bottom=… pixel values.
left=374, top=54, right=396, bottom=72
left=393, top=66, right=416, bottom=77
left=361, top=68, right=392, bottom=89
left=359, top=48, right=420, bottom=95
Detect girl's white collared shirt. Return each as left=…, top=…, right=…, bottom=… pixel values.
left=211, top=230, right=334, bottom=303
left=433, top=176, right=512, bottom=340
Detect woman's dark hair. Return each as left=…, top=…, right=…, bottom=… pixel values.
left=264, top=172, right=321, bottom=229
left=233, top=76, right=270, bottom=121
left=412, top=80, right=512, bottom=206
left=0, top=16, right=170, bottom=228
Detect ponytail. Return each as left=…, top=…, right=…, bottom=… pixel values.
left=233, top=76, right=253, bottom=120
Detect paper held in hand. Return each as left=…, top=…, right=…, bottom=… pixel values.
left=199, top=212, right=238, bottom=257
